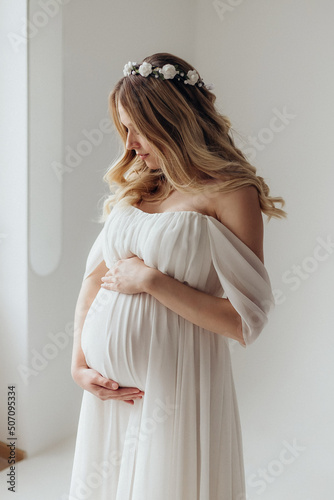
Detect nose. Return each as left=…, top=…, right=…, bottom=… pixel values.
left=126, top=130, right=140, bottom=150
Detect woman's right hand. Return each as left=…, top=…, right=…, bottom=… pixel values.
left=72, top=366, right=144, bottom=405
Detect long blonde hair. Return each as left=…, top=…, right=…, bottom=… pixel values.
left=103, top=52, right=286, bottom=221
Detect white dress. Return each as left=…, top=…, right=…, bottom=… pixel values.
left=69, top=203, right=274, bottom=500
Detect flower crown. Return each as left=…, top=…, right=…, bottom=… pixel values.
left=123, top=61, right=214, bottom=90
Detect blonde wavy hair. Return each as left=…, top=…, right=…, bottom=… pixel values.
left=102, top=52, right=286, bottom=221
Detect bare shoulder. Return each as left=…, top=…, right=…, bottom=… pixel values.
left=210, top=186, right=264, bottom=263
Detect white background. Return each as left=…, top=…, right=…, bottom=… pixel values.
left=0, top=0, right=333, bottom=498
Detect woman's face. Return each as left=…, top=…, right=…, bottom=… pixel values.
left=118, top=103, right=159, bottom=170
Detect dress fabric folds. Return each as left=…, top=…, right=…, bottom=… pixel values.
left=69, top=204, right=274, bottom=500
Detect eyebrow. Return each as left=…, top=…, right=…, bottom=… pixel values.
left=118, top=107, right=138, bottom=131
left=119, top=116, right=133, bottom=128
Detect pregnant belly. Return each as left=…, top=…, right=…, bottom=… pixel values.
left=81, top=288, right=170, bottom=390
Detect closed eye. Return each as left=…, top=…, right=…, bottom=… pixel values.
left=124, top=124, right=139, bottom=134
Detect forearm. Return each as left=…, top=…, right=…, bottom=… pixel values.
left=144, top=270, right=245, bottom=345
left=71, top=279, right=101, bottom=377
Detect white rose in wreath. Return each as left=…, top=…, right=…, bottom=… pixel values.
left=184, top=70, right=199, bottom=85
left=138, top=62, right=152, bottom=77
left=123, top=61, right=135, bottom=76
left=159, top=64, right=179, bottom=80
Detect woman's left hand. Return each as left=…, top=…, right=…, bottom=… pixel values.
left=101, top=256, right=155, bottom=295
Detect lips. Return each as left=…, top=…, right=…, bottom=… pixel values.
left=138, top=154, right=149, bottom=160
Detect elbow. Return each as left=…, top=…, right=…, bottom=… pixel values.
left=218, top=299, right=268, bottom=347
left=220, top=299, right=246, bottom=346
left=235, top=313, right=246, bottom=347
left=222, top=309, right=246, bottom=346
left=71, top=366, right=78, bottom=383
left=237, top=316, right=269, bottom=347
left=223, top=298, right=272, bottom=347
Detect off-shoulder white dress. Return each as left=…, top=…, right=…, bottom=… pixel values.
left=69, top=203, right=274, bottom=500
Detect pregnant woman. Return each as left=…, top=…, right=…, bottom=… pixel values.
left=69, top=53, right=286, bottom=500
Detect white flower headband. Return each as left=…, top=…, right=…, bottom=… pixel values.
left=123, top=61, right=214, bottom=90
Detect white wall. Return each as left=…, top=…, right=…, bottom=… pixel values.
left=0, top=0, right=30, bottom=452
left=196, top=1, right=334, bottom=498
